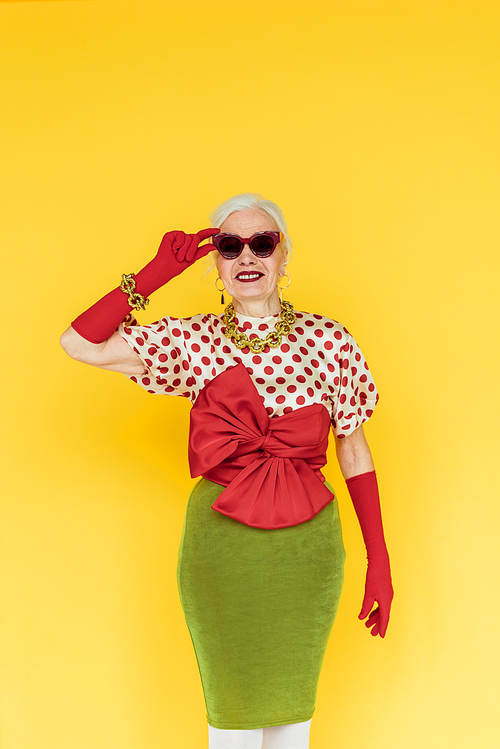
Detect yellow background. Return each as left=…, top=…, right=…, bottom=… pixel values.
left=1, top=1, right=499, bottom=747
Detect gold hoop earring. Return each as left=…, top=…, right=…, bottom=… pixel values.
left=277, top=273, right=291, bottom=301
left=277, top=273, right=291, bottom=290
left=215, top=277, right=226, bottom=305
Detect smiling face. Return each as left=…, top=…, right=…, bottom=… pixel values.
left=216, top=208, right=287, bottom=317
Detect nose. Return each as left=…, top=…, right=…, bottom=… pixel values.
left=238, top=243, right=256, bottom=263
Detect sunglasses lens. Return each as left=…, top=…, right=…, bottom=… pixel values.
left=218, top=236, right=243, bottom=258
left=251, top=234, right=276, bottom=256
left=215, top=232, right=279, bottom=258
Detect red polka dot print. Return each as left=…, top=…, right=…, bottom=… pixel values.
left=119, top=310, right=378, bottom=433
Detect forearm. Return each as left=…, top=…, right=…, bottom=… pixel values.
left=334, top=425, right=375, bottom=479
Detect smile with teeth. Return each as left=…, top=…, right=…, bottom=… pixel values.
left=235, top=272, right=264, bottom=282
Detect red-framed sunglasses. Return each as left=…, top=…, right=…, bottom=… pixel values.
left=212, top=231, right=281, bottom=259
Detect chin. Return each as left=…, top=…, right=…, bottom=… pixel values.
left=233, top=290, right=271, bottom=304
left=231, top=282, right=273, bottom=298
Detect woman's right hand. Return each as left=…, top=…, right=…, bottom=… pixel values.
left=151, top=228, right=219, bottom=284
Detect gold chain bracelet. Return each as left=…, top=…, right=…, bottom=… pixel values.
left=222, top=300, right=296, bottom=353
left=120, top=273, right=150, bottom=311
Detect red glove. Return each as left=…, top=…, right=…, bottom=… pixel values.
left=72, top=228, right=218, bottom=343
left=346, top=470, right=393, bottom=638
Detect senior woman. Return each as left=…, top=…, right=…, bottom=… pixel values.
left=61, top=193, right=393, bottom=749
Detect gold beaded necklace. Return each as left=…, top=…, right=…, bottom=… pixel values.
left=222, top=300, right=296, bottom=353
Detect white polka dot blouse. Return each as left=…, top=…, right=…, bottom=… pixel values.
left=119, top=309, right=379, bottom=439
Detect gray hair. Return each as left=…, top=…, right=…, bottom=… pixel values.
left=209, top=193, right=292, bottom=256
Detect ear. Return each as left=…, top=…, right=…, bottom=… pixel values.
left=279, top=247, right=289, bottom=274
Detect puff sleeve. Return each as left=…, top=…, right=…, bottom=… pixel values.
left=117, top=314, right=200, bottom=397
left=330, top=332, right=379, bottom=438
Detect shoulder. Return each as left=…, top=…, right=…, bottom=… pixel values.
left=170, top=312, right=224, bottom=338
left=294, top=310, right=353, bottom=345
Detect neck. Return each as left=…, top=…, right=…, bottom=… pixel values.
left=231, top=292, right=281, bottom=318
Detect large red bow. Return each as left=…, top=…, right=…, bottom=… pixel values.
left=188, top=364, right=334, bottom=529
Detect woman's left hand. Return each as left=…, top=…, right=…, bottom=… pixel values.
left=359, top=556, right=394, bottom=638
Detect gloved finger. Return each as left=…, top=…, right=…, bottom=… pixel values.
left=187, top=228, right=219, bottom=263
left=192, top=240, right=217, bottom=263
left=175, top=233, right=198, bottom=263
left=170, top=233, right=190, bottom=262
left=184, top=229, right=219, bottom=263
left=196, top=227, right=220, bottom=242
left=378, top=602, right=391, bottom=638
left=365, top=606, right=380, bottom=626
left=158, top=230, right=185, bottom=258
left=184, top=235, right=201, bottom=264
left=171, top=231, right=187, bottom=252
left=363, top=607, right=380, bottom=636
left=359, top=593, right=375, bottom=620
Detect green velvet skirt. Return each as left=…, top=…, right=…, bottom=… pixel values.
left=176, top=478, right=346, bottom=730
